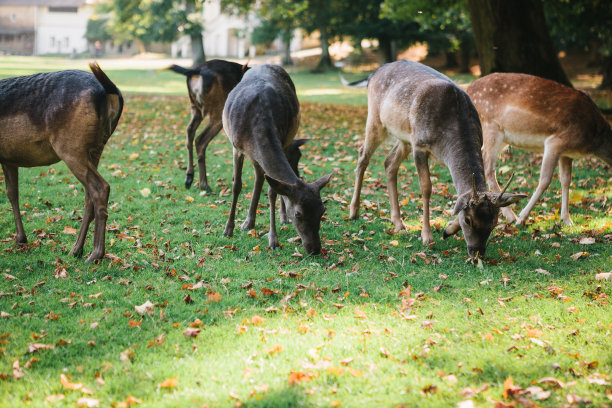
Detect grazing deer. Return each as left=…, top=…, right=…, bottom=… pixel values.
left=348, top=60, right=525, bottom=260
left=0, top=63, right=123, bottom=262
left=167, top=59, right=249, bottom=192
left=222, top=65, right=332, bottom=255
left=467, top=73, right=612, bottom=226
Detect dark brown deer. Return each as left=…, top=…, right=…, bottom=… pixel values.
left=222, top=64, right=332, bottom=255
left=348, top=60, right=525, bottom=260
left=0, top=62, right=123, bottom=262
left=167, top=59, right=248, bottom=192
left=467, top=73, right=612, bottom=226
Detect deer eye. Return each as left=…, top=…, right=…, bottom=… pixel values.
left=464, top=216, right=472, bottom=226
left=295, top=210, right=303, bottom=219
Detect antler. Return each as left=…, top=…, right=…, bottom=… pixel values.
left=494, top=172, right=515, bottom=204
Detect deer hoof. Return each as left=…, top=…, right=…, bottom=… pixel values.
left=185, top=173, right=194, bottom=189
left=240, top=220, right=254, bottom=231
left=86, top=252, right=104, bottom=263
left=199, top=183, right=212, bottom=194
left=69, top=247, right=84, bottom=258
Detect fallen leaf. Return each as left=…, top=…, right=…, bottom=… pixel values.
left=570, top=251, right=588, bottom=260
left=159, top=377, right=178, bottom=388
left=12, top=360, right=23, bottom=379
left=134, top=300, right=154, bottom=315
left=578, top=237, right=595, bottom=245
left=183, top=328, right=201, bottom=338
left=288, top=371, right=314, bottom=385
left=595, top=272, right=611, bottom=281
left=77, top=397, right=99, bottom=407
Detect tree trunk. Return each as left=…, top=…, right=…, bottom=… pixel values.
left=315, top=27, right=333, bottom=72
left=444, top=51, right=459, bottom=68
left=282, top=40, right=293, bottom=66
left=467, top=0, right=572, bottom=87
left=599, top=55, right=612, bottom=90
left=191, top=33, right=206, bottom=65
left=459, top=40, right=471, bottom=73
left=281, top=28, right=293, bottom=66
left=378, top=35, right=397, bottom=64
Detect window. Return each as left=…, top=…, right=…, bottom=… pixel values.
left=48, top=7, right=78, bottom=13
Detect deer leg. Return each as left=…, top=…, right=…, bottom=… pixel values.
left=241, top=163, right=264, bottom=231
left=483, top=124, right=515, bottom=222
left=443, top=217, right=461, bottom=239
left=349, top=118, right=385, bottom=219
left=279, top=196, right=290, bottom=224
left=2, top=164, right=27, bottom=245
left=185, top=108, right=203, bottom=189
left=559, top=156, right=573, bottom=226
left=69, top=191, right=93, bottom=257
left=267, top=187, right=280, bottom=249
left=62, top=156, right=110, bottom=262
left=413, top=149, right=433, bottom=245
left=194, top=119, right=223, bottom=193
left=384, top=141, right=410, bottom=232
left=516, top=147, right=560, bottom=226
left=223, top=149, right=244, bottom=238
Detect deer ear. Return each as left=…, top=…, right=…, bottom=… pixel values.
left=265, top=175, right=297, bottom=197
left=311, top=172, right=333, bottom=192
left=453, top=192, right=472, bottom=215
left=495, top=193, right=528, bottom=208
left=290, top=138, right=309, bottom=148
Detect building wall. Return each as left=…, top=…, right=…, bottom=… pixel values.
left=36, top=5, right=93, bottom=55
left=0, top=5, right=35, bottom=54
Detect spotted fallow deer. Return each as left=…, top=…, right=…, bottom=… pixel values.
left=167, top=60, right=249, bottom=192
left=222, top=64, right=332, bottom=255
left=348, top=60, right=526, bottom=260
left=467, top=73, right=612, bottom=226
left=0, top=63, right=123, bottom=262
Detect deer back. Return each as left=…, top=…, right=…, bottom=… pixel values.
left=467, top=73, right=612, bottom=161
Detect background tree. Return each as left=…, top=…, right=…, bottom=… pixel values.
left=382, top=0, right=474, bottom=72
left=341, top=0, right=421, bottom=64
left=91, top=0, right=205, bottom=64
left=467, top=0, right=571, bottom=86
left=248, top=0, right=307, bottom=66
left=543, top=0, right=612, bottom=89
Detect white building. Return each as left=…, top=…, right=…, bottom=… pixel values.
left=0, top=0, right=94, bottom=55
left=172, top=0, right=303, bottom=59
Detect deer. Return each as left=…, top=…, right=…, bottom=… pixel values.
left=222, top=64, right=332, bottom=255
left=467, top=72, right=612, bottom=226
left=166, top=59, right=249, bottom=192
left=0, top=62, right=123, bottom=262
left=347, top=60, right=526, bottom=260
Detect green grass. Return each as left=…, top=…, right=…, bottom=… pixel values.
left=0, top=57, right=611, bottom=408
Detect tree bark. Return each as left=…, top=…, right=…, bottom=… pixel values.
left=467, top=0, right=572, bottom=87
left=191, top=33, right=206, bottom=65
left=315, top=27, right=333, bottom=72
left=599, top=55, right=612, bottom=90
left=444, top=51, right=459, bottom=68
left=459, top=39, right=471, bottom=74
left=378, top=34, right=397, bottom=64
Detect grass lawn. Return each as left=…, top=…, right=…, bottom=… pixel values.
left=0, top=56, right=611, bottom=407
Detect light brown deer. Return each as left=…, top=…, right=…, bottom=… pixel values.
left=467, top=73, right=612, bottom=226
left=0, top=63, right=123, bottom=262
left=222, top=64, right=332, bottom=255
left=167, top=60, right=248, bottom=191
left=348, top=60, right=525, bottom=260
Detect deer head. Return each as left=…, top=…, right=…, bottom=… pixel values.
left=453, top=174, right=526, bottom=260
left=265, top=172, right=333, bottom=255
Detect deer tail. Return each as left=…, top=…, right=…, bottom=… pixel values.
left=339, top=72, right=371, bottom=88
left=89, top=61, right=123, bottom=135
left=164, top=64, right=197, bottom=76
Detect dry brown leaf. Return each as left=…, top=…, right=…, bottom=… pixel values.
left=134, top=300, right=154, bottom=315
left=159, top=377, right=178, bottom=388
left=183, top=328, right=201, bottom=338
